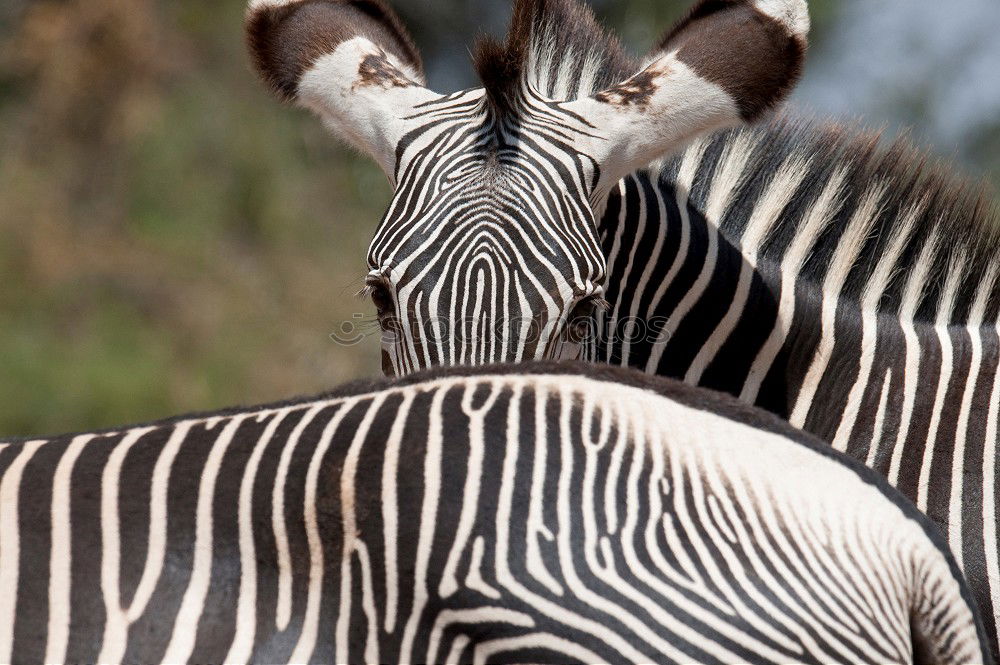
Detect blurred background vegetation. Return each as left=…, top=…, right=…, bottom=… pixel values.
left=1, top=0, right=998, bottom=435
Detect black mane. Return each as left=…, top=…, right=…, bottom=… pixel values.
left=472, top=0, right=636, bottom=117
left=666, top=118, right=1000, bottom=324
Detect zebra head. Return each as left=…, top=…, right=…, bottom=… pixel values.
left=247, top=0, right=809, bottom=374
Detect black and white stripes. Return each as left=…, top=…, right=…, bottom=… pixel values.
left=366, top=85, right=609, bottom=373
left=244, top=0, right=1000, bottom=657
left=590, top=121, right=1000, bottom=653
left=0, top=365, right=989, bottom=663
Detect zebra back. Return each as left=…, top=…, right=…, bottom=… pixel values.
left=0, top=363, right=989, bottom=663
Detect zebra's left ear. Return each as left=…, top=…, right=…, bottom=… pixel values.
left=565, top=0, right=808, bottom=194
left=246, top=0, right=444, bottom=183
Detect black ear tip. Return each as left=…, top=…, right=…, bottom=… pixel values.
left=737, top=32, right=806, bottom=121
left=655, top=0, right=808, bottom=123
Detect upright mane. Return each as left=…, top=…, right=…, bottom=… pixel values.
left=663, top=119, right=1000, bottom=325
left=472, top=0, right=637, bottom=115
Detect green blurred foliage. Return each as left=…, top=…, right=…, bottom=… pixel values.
left=0, top=0, right=385, bottom=434
left=0, top=0, right=987, bottom=435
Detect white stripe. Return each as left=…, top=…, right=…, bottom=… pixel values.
left=685, top=155, right=807, bottom=383
left=123, top=421, right=194, bottom=623
left=465, top=535, right=501, bottom=599
left=443, top=634, right=471, bottom=665
left=97, top=427, right=157, bottom=665
left=380, top=390, right=414, bottom=634
left=946, top=264, right=995, bottom=569
left=865, top=369, right=893, bottom=468
left=830, top=203, right=917, bottom=451
left=45, top=434, right=97, bottom=664
left=471, top=632, right=605, bottom=665
left=648, top=136, right=755, bottom=373
left=606, top=175, right=645, bottom=365
left=329, top=397, right=381, bottom=664
left=916, top=258, right=964, bottom=513
left=162, top=415, right=248, bottom=664
left=789, top=184, right=885, bottom=427
left=426, top=608, right=534, bottom=664
left=353, top=541, right=380, bottom=664
left=222, top=409, right=290, bottom=664
left=524, top=385, right=562, bottom=595
left=621, top=174, right=665, bottom=366
left=887, top=234, right=938, bottom=486
left=984, top=318, right=1000, bottom=635
left=439, top=382, right=501, bottom=596
left=399, top=386, right=448, bottom=662
left=602, top=402, right=629, bottom=537
left=0, top=440, right=46, bottom=664
left=829, top=304, right=881, bottom=452
left=294, top=397, right=362, bottom=665
left=642, top=139, right=707, bottom=373
left=741, top=168, right=847, bottom=402
left=273, top=403, right=324, bottom=630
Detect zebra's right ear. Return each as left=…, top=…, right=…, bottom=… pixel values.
left=246, top=0, right=443, bottom=183
left=564, top=0, right=809, bottom=195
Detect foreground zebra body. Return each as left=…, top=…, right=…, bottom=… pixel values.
left=0, top=364, right=990, bottom=663
left=247, top=0, right=1000, bottom=651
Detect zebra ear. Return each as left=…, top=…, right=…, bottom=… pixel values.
left=246, top=0, right=442, bottom=182
left=565, top=0, right=808, bottom=193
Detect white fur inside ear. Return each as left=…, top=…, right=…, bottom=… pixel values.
left=566, top=55, right=741, bottom=197
left=247, top=0, right=299, bottom=12
left=297, top=37, right=440, bottom=180
left=753, top=0, right=810, bottom=38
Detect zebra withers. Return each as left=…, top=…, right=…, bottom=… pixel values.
left=247, top=0, right=1000, bottom=652
left=0, top=363, right=990, bottom=663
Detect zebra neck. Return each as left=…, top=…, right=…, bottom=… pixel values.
left=593, top=165, right=1000, bottom=472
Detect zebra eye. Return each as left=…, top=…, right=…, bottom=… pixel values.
left=566, top=296, right=605, bottom=343
left=366, top=281, right=394, bottom=318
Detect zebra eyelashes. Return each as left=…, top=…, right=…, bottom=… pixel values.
left=566, top=294, right=609, bottom=343
left=574, top=294, right=610, bottom=316
left=360, top=275, right=395, bottom=322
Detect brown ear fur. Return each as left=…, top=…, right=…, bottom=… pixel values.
left=247, top=0, right=423, bottom=101
left=656, top=0, right=805, bottom=121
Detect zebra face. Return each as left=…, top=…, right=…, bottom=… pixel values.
left=247, top=0, right=809, bottom=375
left=364, top=90, right=610, bottom=373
